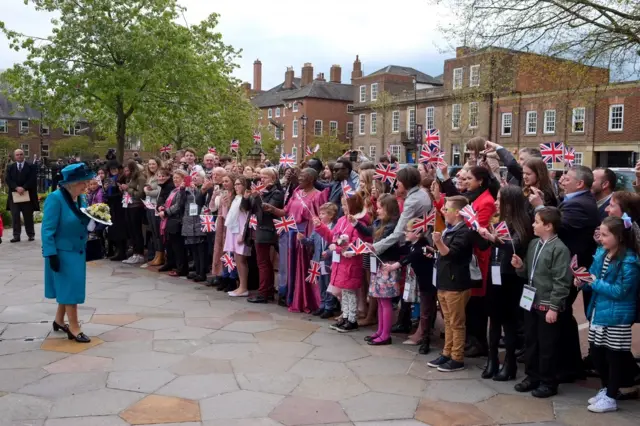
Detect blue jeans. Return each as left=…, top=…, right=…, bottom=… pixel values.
left=319, top=274, right=337, bottom=311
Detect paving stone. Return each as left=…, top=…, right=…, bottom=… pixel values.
left=258, top=341, right=314, bottom=358
left=554, top=403, right=640, bottom=426
left=0, top=350, right=68, bottom=369
left=255, top=328, right=314, bottom=342
left=48, top=387, right=144, bottom=418
left=341, top=392, right=419, bottom=422
left=4, top=420, right=45, bottom=426
left=125, top=317, right=185, bottom=330
left=206, top=330, right=258, bottom=343
left=100, top=327, right=154, bottom=342
left=140, top=423, right=202, bottom=426
left=82, top=340, right=153, bottom=358
left=415, top=399, right=495, bottom=426
left=293, top=376, right=369, bottom=401
left=0, top=393, right=53, bottom=422
left=358, top=374, right=427, bottom=397
left=107, top=370, right=176, bottom=393
left=222, top=321, right=279, bottom=333
left=407, top=361, right=481, bottom=381
left=169, top=355, right=233, bottom=375
left=43, top=416, right=129, bottom=426
left=109, top=351, right=184, bottom=371
left=87, top=289, right=131, bottom=299
left=236, top=372, right=303, bottom=395
left=422, top=379, right=497, bottom=404
left=276, top=319, right=321, bottom=332
left=270, top=396, right=350, bottom=425
left=0, top=323, right=52, bottom=340
left=18, top=371, right=107, bottom=398
left=0, top=339, right=43, bottom=356
left=154, top=326, right=213, bottom=340
left=305, top=344, right=370, bottom=362
left=363, top=345, right=417, bottom=360
left=157, top=373, right=238, bottom=400
left=200, top=390, right=285, bottom=420
left=0, top=368, right=49, bottom=392
left=304, top=331, right=362, bottom=347
left=231, top=353, right=301, bottom=374
left=120, top=394, right=201, bottom=425
left=44, top=354, right=112, bottom=373
left=152, top=339, right=211, bottom=354
left=346, top=356, right=413, bottom=377
left=353, top=421, right=432, bottom=426
left=193, top=343, right=263, bottom=360
left=226, top=311, right=274, bottom=322
left=476, top=394, right=555, bottom=423
left=288, top=359, right=357, bottom=379
left=39, top=336, right=104, bottom=354
left=185, top=317, right=233, bottom=329
left=202, top=419, right=284, bottom=426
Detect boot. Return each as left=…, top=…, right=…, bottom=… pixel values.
left=494, top=353, right=517, bottom=381
left=225, top=278, right=238, bottom=292
left=158, top=263, right=174, bottom=272
left=391, top=301, right=412, bottom=334
left=149, top=252, right=164, bottom=267
left=418, top=338, right=431, bottom=355
left=482, top=350, right=500, bottom=379
left=216, top=277, right=227, bottom=291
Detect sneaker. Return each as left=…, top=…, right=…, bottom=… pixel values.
left=588, top=388, right=607, bottom=405
left=329, top=318, right=346, bottom=331
left=437, top=359, right=465, bottom=372
left=427, top=355, right=450, bottom=368
left=588, top=395, right=617, bottom=413
left=337, top=321, right=358, bottom=333
left=122, top=255, right=137, bottom=264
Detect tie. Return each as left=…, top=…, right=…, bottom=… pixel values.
left=18, top=163, right=22, bottom=172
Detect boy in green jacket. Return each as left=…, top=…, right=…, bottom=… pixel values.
left=511, top=207, right=572, bottom=398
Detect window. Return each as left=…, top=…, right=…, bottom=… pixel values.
left=275, top=108, right=281, bottom=118
left=41, top=124, right=49, bottom=135
left=371, top=83, right=378, bottom=101
left=347, top=122, right=354, bottom=137
left=359, top=85, right=366, bottom=102
left=41, top=144, right=49, bottom=158
left=292, top=147, right=298, bottom=160
left=526, top=111, right=537, bottom=135
left=292, top=102, right=299, bottom=112
left=19, top=120, right=29, bottom=134
left=314, top=120, right=323, bottom=136
left=330, top=121, right=338, bottom=137
left=469, top=102, right=478, bottom=128
left=267, top=109, right=272, bottom=118
left=453, top=68, right=463, bottom=90
left=608, top=104, right=624, bottom=131
left=544, top=110, right=556, bottom=134
left=275, top=126, right=282, bottom=140
left=390, top=145, right=401, bottom=157
left=501, top=113, right=512, bottom=136
left=469, top=65, right=480, bottom=87
left=408, top=108, right=416, bottom=139
left=572, top=107, right=585, bottom=133
left=426, top=107, right=435, bottom=130
left=359, top=114, right=366, bottom=135
left=392, top=110, right=400, bottom=133
left=370, top=113, right=377, bottom=134
left=63, top=126, right=72, bottom=135
left=358, top=146, right=365, bottom=153
left=292, top=119, right=298, bottom=138
left=0, top=119, right=7, bottom=133
left=574, top=152, right=583, bottom=165
left=369, top=145, right=376, bottom=158
left=347, top=104, right=354, bottom=113
left=73, top=123, right=83, bottom=136
left=20, top=143, right=29, bottom=157
left=451, top=104, right=461, bottom=130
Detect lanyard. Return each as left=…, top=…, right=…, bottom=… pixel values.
left=529, top=236, right=557, bottom=284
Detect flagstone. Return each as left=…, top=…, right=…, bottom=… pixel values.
left=257, top=341, right=314, bottom=358
left=40, top=336, right=104, bottom=354
left=152, top=339, right=211, bottom=354
left=153, top=326, right=213, bottom=340
left=423, top=379, right=497, bottom=404
left=554, top=403, right=640, bottom=426
left=346, top=356, right=413, bottom=377
left=341, top=392, right=419, bottom=422
left=0, top=339, right=44, bottom=356
left=0, top=323, right=52, bottom=340
left=109, top=351, right=184, bottom=371
left=202, top=419, right=284, bottom=426
left=193, top=343, right=263, bottom=360
left=305, top=344, right=370, bottom=362
left=49, top=388, right=144, bottom=418
left=270, top=396, right=351, bottom=426
left=18, top=371, right=107, bottom=398
left=200, top=390, right=284, bottom=420
left=100, top=327, right=154, bottom=342
left=225, top=310, right=274, bottom=322
left=476, top=394, right=554, bottom=423
left=236, top=371, right=303, bottom=395
left=415, top=399, right=495, bottom=426
left=353, top=421, right=430, bottom=426
left=0, top=350, right=68, bottom=369
left=255, top=328, right=313, bottom=342
left=231, top=353, right=301, bottom=374
left=107, top=370, right=176, bottom=393
left=222, top=320, right=279, bottom=333
left=119, top=394, right=201, bottom=425
left=169, top=355, right=234, bottom=375
left=44, top=354, right=112, bottom=373
left=293, top=376, right=369, bottom=401
left=206, top=330, right=259, bottom=343
left=363, top=344, right=418, bottom=360
left=288, top=358, right=356, bottom=379
left=82, top=340, right=153, bottom=357
left=44, top=416, right=129, bottom=426
left=156, top=373, right=238, bottom=400
left=276, top=319, right=321, bottom=332
left=0, top=393, right=53, bottom=422
left=185, top=317, right=233, bottom=329
left=0, top=368, right=49, bottom=392
left=358, top=374, right=427, bottom=397
left=125, top=317, right=185, bottom=331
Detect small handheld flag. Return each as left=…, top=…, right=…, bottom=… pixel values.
left=279, top=153, right=295, bottom=168
left=273, top=215, right=297, bottom=235
left=342, top=180, right=355, bottom=198
left=200, top=215, right=216, bottom=233
left=208, top=147, right=218, bottom=155
left=374, top=163, right=397, bottom=184
left=570, top=255, right=594, bottom=283
left=251, top=182, right=267, bottom=193
left=494, top=221, right=512, bottom=241
left=143, top=199, right=156, bottom=210
left=221, top=252, right=236, bottom=272
left=160, top=144, right=172, bottom=153
left=122, top=192, right=132, bottom=205
left=411, top=209, right=436, bottom=233
left=249, top=214, right=258, bottom=230
left=305, top=144, right=320, bottom=157
left=306, top=261, right=322, bottom=284
left=424, top=129, right=440, bottom=152
left=230, top=139, right=240, bottom=153
left=460, top=205, right=480, bottom=230
left=564, top=145, right=575, bottom=167
left=345, top=238, right=372, bottom=255
left=540, top=142, right=564, bottom=164
left=253, top=131, right=262, bottom=145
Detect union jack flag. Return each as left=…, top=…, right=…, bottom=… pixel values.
left=494, top=221, right=512, bottom=241
left=419, top=144, right=446, bottom=167
left=221, top=252, right=236, bottom=272
left=122, top=192, right=132, bottom=205
left=411, top=209, right=436, bottom=233
left=279, top=153, right=295, bottom=168
left=253, top=131, right=262, bottom=145
left=251, top=182, right=267, bottom=193
left=374, top=163, right=397, bottom=184
left=143, top=199, right=156, bottom=210
left=306, top=260, right=322, bottom=284
left=346, top=238, right=372, bottom=255
left=460, top=205, right=480, bottom=230
left=540, top=142, right=564, bottom=164
left=230, top=139, right=240, bottom=152
left=160, top=144, right=172, bottom=153
left=342, top=180, right=355, bottom=198
left=208, top=147, right=218, bottom=155
left=570, top=255, right=594, bottom=283
left=564, top=145, right=576, bottom=167
left=305, top=144, right=320, bottom=157
left=200, top=215, right=216, bottom=232
left=273, top=215, right=297, bottom=235
left=424, top=129, right=441, bottom=152
left=249, top=214, right=258, bottom=230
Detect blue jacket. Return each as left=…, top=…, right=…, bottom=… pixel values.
left=585, top=247, right=639, bottom=326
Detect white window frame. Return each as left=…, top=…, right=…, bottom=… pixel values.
left=369, top=145, right=376, bottom=158
left=20, top=143, right=29, bottom=157
left=0, top=119, right=7, bottom=133
left=73, top=123, right=83, bottom=136
left=347, top=104, right=354, bottom=113
left=608, top=104, right=624, bottom=132
left=292, top=146, right=298, bottom=160
left=63, top=126, right=72, bottom=136
left=501, top=113, right=512, bottom=136
left=451, top=104, right=461, bottom=130
left=426, top=106, right=435, bottom=130
left=469, top=65, right=480, bottom=87
left=572, top=107, right=585, bottom=133
left=392, top=110, right=400, bottom=133
left=370, top=112, right=377, bottom=134
left=359, top=114, right=366, bottom=135
left=275, top=107, right=281, bottom=118
left=543, top=109, right=556, bottom=134
left=359, top=85, right=366, bottom=102
left=329, top=121, right=338, bottom=137
left=314, top=120, right=323, bottom=136
left=407, top=107, right=416, bottom=139
left=526, top=111, right=537, bottom=135
left=371, top=83, right=378, bottom=101
left=453, top=68, right=463, bottom=90
left=469, top=102, right=478, bottom=128
left=574, top=152, right=583, bottom=166
left=41, top=144, right=49, bottom=158
left=267, top=108, right=272, bottom=119
left=41, top=123, right=49, bottom=135
left=19, top=120, right=29, bottom=134
left=390, top=145, right=401, bottom=157
left=347, top=122, right=354, bottom=137
left=292, top=102, right=299, bottom=112
left=292, top=119, right=299, bottom=138
left=357, top=146, right=365, bottom=153
left=275, top=126, right=282, bottom=140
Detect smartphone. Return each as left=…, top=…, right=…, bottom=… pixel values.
left=184, top=175, right=192, bottom=187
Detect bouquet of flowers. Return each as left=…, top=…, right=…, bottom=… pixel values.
left=82, top=203, right=112, bottom=226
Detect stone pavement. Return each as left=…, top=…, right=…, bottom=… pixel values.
left=1, top=228, right=639, bottom=426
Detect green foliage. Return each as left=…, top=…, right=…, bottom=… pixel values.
left=312, top=133, right=350, bottom=163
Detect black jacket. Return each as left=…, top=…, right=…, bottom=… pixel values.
left=496, top=147, right=523, bottom=186
left=156, top=180, right=176, bottom=209
left=241, top=184, right=284, bottom=245
left=4, top=161, right=39, bottom=211
left=436, top=222, right=489, bottom=291
left=356, top=219, right=404, bottom=263
left=401, top=237, right=435, bottom=293
left=557, top=191, right=600, bottom=269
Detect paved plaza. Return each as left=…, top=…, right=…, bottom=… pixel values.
left=1, top=227, right=639, bottom=426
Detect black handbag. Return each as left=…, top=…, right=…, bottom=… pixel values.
left=86, top=234, right=104, bottom=262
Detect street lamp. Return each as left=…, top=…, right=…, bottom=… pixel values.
left=301, top=114, right=308, bottom=158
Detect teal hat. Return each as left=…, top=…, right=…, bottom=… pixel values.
left=59, top=163, right=96, bottom=185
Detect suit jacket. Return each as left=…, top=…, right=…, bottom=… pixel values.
left=557, top=191, right=600, bottom=269
left=597, top=195, right=611, bottom=222
left=4, top=161, right=39, bottom=211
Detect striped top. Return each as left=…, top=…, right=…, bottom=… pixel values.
left=588, top=255, right=633, bottom=351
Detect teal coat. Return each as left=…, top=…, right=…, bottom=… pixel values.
left=41, top=188, right=90, bottom=304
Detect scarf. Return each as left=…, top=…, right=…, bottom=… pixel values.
left=160, top=188, right=180, bottom=236
left=463, top=187, right=484, bottom=204
left=225, top=195, right=243, bottom=234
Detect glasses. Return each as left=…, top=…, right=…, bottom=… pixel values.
left=443, top=208, right=458, bottom=212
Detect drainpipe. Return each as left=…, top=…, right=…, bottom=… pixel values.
left=591, top=85, right=598, bottom=168
left=516, top=92, right=522, bottom=151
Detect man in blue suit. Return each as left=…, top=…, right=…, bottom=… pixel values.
left=592, top=168, right=616, bottom=222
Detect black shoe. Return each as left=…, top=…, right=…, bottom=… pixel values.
left=368, top=337, right=392, bottom=346
left=437, top=359, right=465, bottom=372
left=224, top=279, right=237, bottom=292
left=514, top=377, right=540, bottom=393
left=427, top=355, right=450, bottom=368
left=66, top=329, right=91, bottom=343
left=481, top=356, right=500, bottom=379
left=187, top=272, right=197, bottom=279
left=337, top=321, right=358, bottom=333
left=391, top=323, right=412, bottom=334
left=329, top=318, right=346, bottom=331
left=418, top=341, right=431, bottom=355
left=193, top=275, right=206, bottom=283
left=364, top=334, right=378, bottom=342
left=493, top=357, right=517, bottom=382
left=52, top=321, right=68, bottom=332
left=312, top=308, right=324, bottom=316
left=158, top=264, right=174, bottom=272
left=517, top=353, right=526, bottom=363
left=216, top=278, right=227, bottom=291
left=28, top=236, right=35, bottom=241
left=10, top=237, right=20, bottom=243
left=465, top=344, right=488, bottom=358
left=277, top=298, right=288, bottom=307
left=247, top=295, right=268, bottom=304
left=532, top=384, right=557, bottom=398
left=616, top=388, right=639, bottom=401
left=320, top=310, right=335, bottom=319
left=110, top=251, right=126, bottom=261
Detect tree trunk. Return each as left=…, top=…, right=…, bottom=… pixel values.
left=116, top=106, right=126, bottom=164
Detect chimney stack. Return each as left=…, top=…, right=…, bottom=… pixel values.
left=301, top=63, right=314, bottom=86
left=330, top=65, right=342, bottom=83
left=455, top=46, right=472, bottom=58
left=241, top=82, right=251, bottom=96
left=284, top=66, right=294, bottom=89
left=351, top=55, right=363, bottom=81
left=253, top=59, right=262, bottom=92
left=315, top=72, right=325, bottom=82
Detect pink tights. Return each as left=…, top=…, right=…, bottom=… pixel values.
left=373, top=298, right=393, bottom=343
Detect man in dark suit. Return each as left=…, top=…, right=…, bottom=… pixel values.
left=4, top=149, right=39, bottom=242
left=592, top=168, right=616, bottom=221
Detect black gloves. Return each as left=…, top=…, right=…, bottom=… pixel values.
left=48, top=255, right=60, bottom=272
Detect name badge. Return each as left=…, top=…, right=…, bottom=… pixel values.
left=491, top=265, right=502, bottom=285
left=321, top=262, right=329, bottom=276
left=189, top=203, right=198, bottom=216
left=432, top=267, right=437, bottom=287
left=332, top=252, right=340, bottom=263
left=370, top=256, right=377, bottom=273
left=519, top=285, right=536, bottom=311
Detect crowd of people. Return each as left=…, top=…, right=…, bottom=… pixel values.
left=4, top=138, right=640, bottom=415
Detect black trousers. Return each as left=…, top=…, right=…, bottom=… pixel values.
left=466, top=295, right=488, bottom=350
left=167, top=233, right=188, bottom=275
left=556, top=286, right=585, bottom=380
left=10, top=201, right=34, bottom=239
left=125, top=207, right=145, bottom=255
left=487, top=274, right=524, bottom=361
left=590, top=345, right=625, bottom=399
left=189, top=241, right=207, bottom=278
left=524, top=309, right=562, bottom=386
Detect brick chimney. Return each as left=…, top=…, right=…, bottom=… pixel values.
left=351, top=55, right=363, bottom=81
left=315, top=72, right=325, bottom=82
left=241, top=82, right=251, bottom=96
left=253, top=59, right=262, bottom=92
left=330, top=65, right=342, bottom=83
left=456, top=46, right=472, bottom=58
left=284, top=66, right=294, bottom=89
left=301, top=63, right=313, bottom=86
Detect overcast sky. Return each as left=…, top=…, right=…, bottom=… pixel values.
left=0, top=0, right=455, bottom=89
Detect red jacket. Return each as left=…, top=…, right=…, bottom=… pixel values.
left=471, top=189, right=496, bottom=297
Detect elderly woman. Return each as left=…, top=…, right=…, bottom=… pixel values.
left=42, top=163, right=95, bottom=343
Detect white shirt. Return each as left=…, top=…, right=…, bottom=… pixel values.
left=17, top=161, right=25, bottom=171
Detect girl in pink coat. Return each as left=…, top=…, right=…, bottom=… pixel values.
left=314, top=192, right=369, bottom=333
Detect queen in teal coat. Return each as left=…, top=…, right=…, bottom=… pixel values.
left=42, top=163, right=94, bottom=343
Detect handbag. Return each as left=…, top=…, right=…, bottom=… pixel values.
left=85, top=234, right=104, bottom=262
left=402, top=266, right=419, bottom=303
left=469, top=254, right=482, bottom=281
